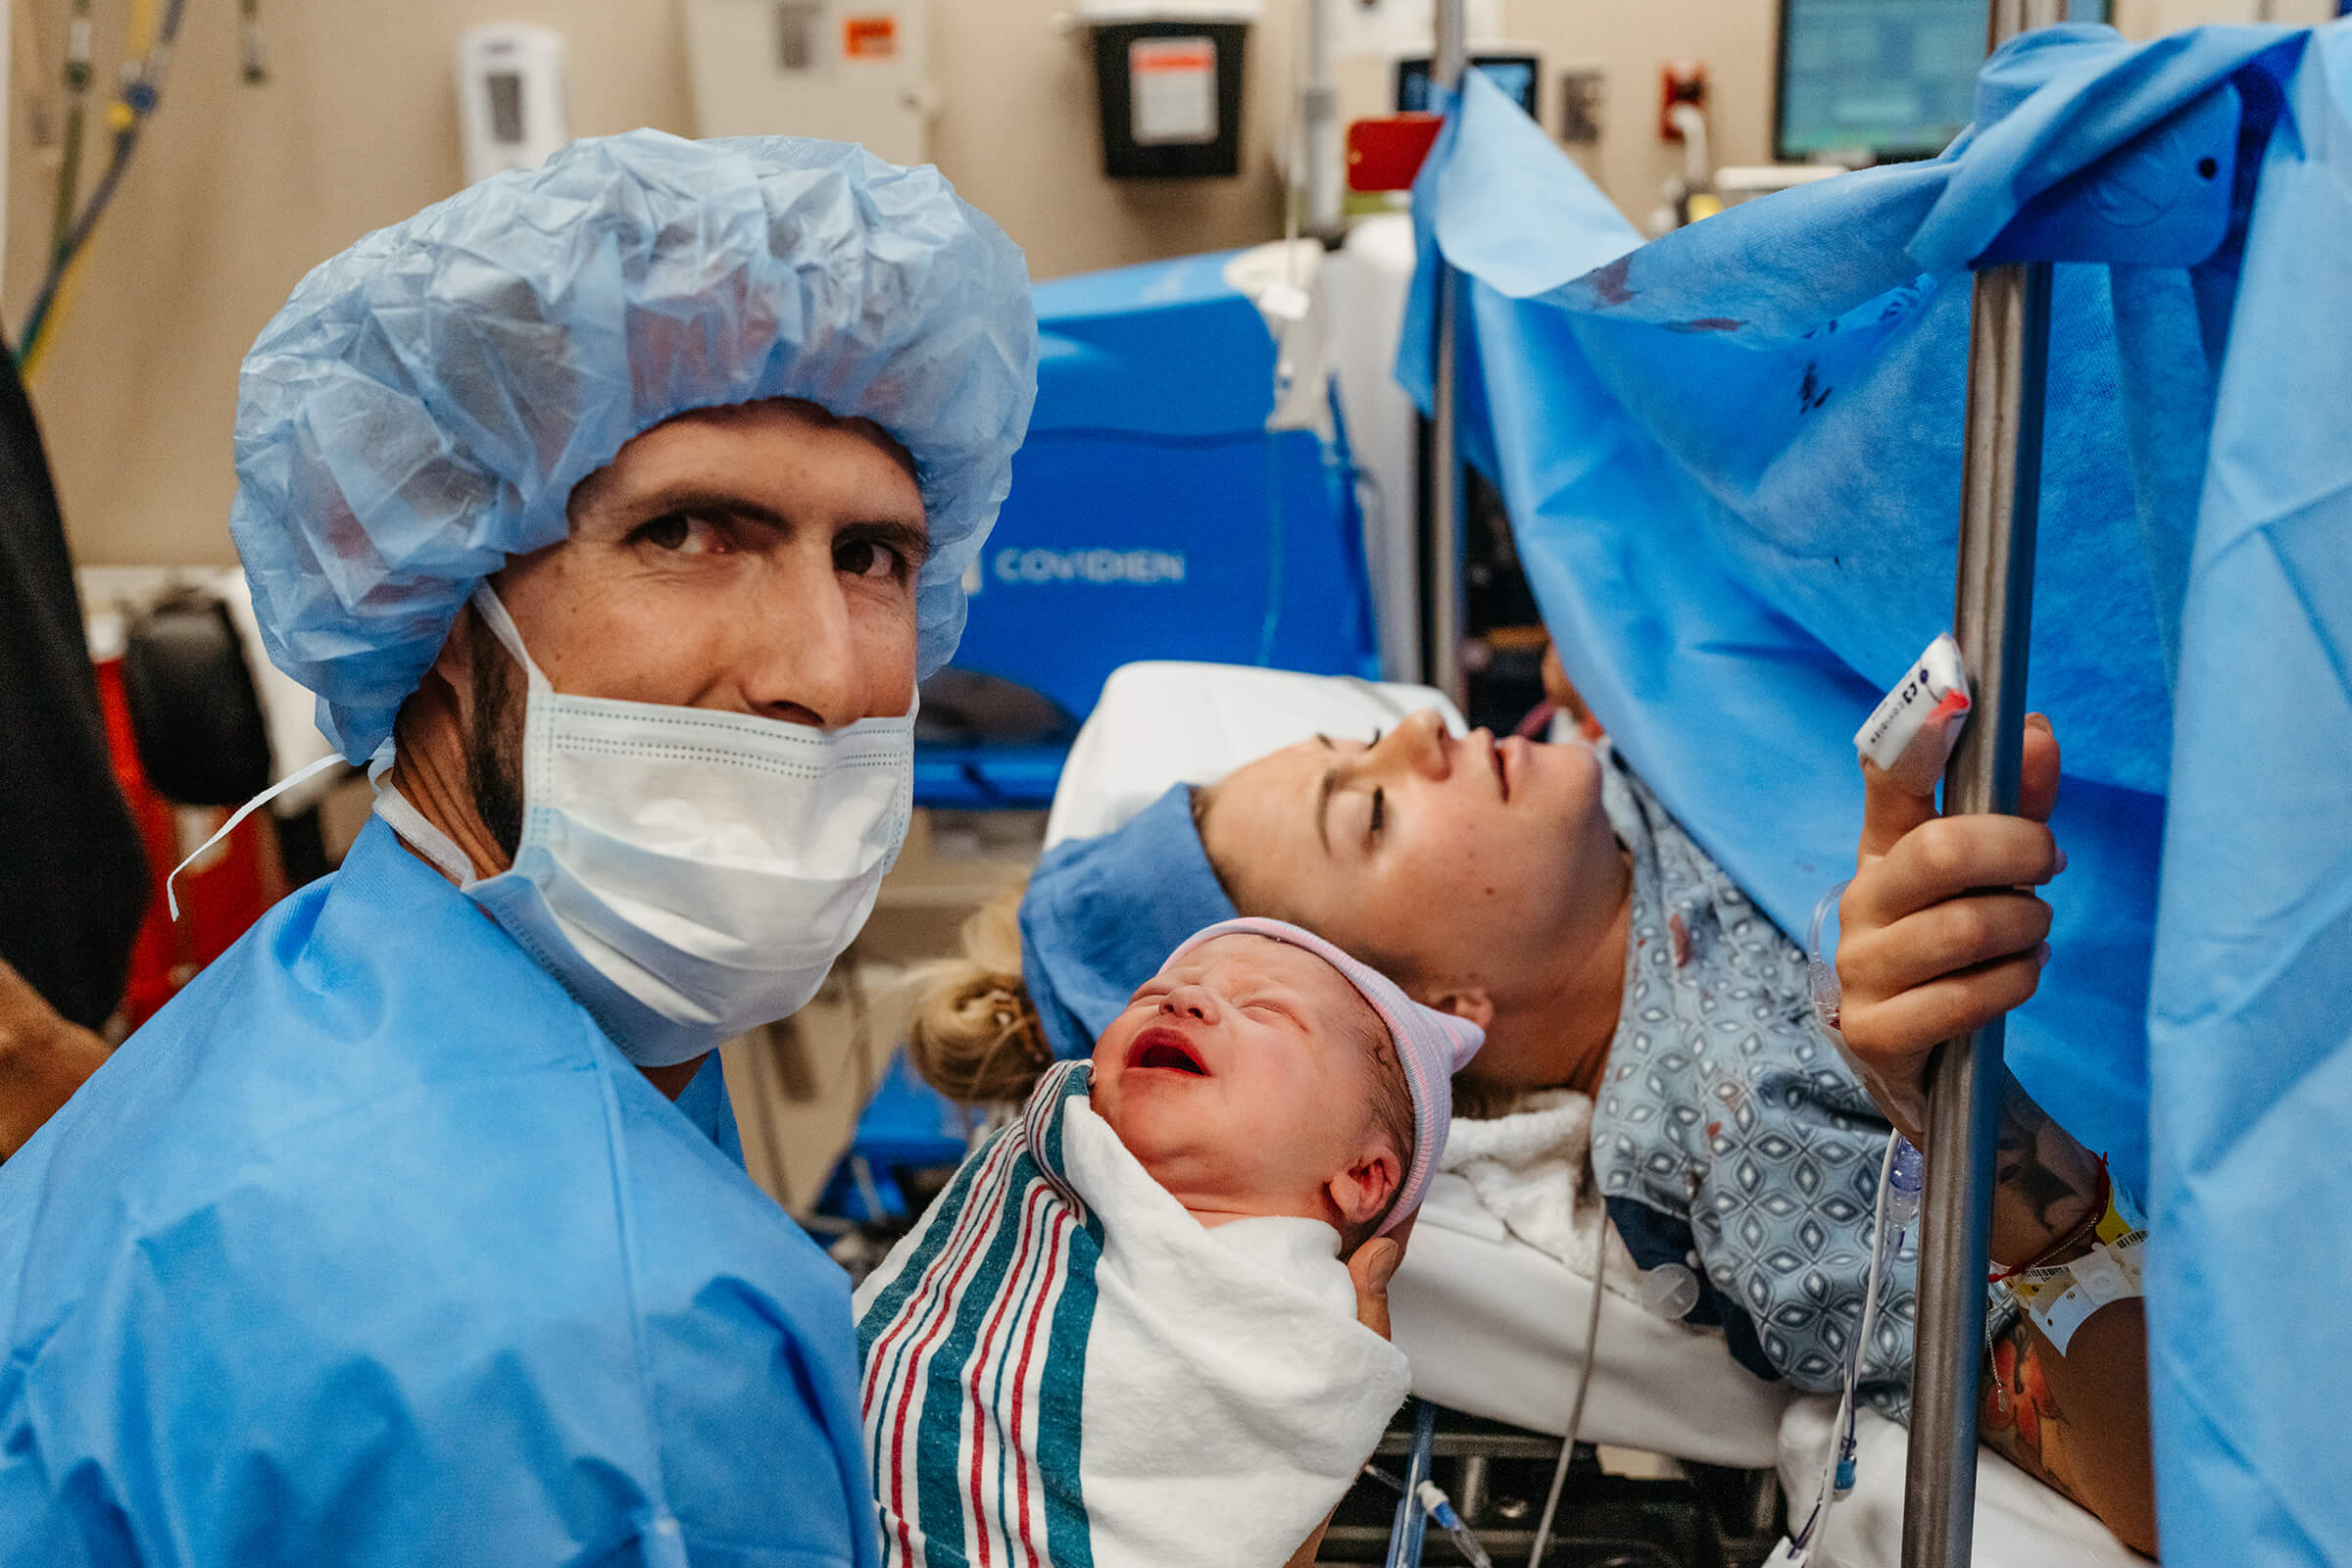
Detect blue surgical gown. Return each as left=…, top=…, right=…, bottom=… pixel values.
left=0, top=816, right=882, bottom=1567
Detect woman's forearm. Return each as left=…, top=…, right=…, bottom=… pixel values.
left=1985, top=1073, right=2104, bottom=1270
left=1979, top=1301, right=2157, bottom=1556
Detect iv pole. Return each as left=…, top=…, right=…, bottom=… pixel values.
left=1902, top=3, right=2060, bottom=1564
left=1425, top=0, right=1469, bottom=712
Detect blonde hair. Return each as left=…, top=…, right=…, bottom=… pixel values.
left=905, top=879, right=1055, bottom=1104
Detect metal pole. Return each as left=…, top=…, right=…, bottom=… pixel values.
left=1302, top=0, right=1342, bottom=238
left=1426, top=0, right=1470, bottom=711
left=1901, top=7, right=2058, bottom=1565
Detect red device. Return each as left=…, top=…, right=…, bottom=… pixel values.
left=1659, top=61, right=1707, bottom=140
left=1346, top=114, right=1444, bottom=192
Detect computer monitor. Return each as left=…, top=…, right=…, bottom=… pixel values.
left=1396, top=55, right=1541, bottom=119
left=1775, top=0, right=2108, bottom=164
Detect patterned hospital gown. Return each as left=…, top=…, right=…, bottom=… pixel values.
left=1591, top=753, right=1920, bottom=1417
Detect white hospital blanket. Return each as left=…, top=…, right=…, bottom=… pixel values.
left=854, top=1061, right=1410, bottom=1568
left=1776, top=1397, right=2149, bottom=1567
left=1441, top=1089, right=1642, bottom=1301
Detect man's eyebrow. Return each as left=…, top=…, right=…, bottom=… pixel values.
left=620, top=487, right=791, bottom=532
left=839, top=517, right=933, bottom=569
left=619, top=487, right=930, bottom=563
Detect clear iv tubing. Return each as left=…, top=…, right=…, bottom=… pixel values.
left=1780, top=1129, right=1924, bottom=1560
left=1779, top=876, right=1924, bottom=1562
left=1363, top=1465, right=1495, bottom=1568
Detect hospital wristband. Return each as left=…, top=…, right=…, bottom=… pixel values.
left=1988, top=1155, right=2110, bottom=1285
left=1992, top=1162, right=2147, bottom=1355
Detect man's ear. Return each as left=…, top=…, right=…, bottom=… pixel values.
left=424, top=603, right=480, bottom=725
left=1421, top=987, right=1494, bottom=1033
left=1329, top=1144, right=1402, bottom=1229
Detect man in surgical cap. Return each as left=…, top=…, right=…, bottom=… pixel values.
left=0, top=133, right=1035, bottom=1565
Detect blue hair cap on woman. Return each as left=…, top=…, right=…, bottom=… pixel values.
left=230, top=130, right=1039, bottom=761
left=1018, top=785, right=1238, bottom=1060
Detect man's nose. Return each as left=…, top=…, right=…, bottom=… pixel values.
left=1158, top=984, right=1220, bottom=1025
left=732, top=563, right=866, bottom=729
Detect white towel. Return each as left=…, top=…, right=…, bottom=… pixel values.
left=1441, top=1089, right=1642, bottom=1302
left=856, top=1061, right=1410, bottom=1568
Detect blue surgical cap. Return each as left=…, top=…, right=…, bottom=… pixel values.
left=1018, top=785, right=1238, bottom=1060
left=229, top=131, right=1039, bottom=761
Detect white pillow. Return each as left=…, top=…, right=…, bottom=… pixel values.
left=1042, top=662, right=1466, bottom=849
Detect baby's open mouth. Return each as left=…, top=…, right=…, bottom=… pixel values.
left=1127, top=1026, right=1209, bottom=1077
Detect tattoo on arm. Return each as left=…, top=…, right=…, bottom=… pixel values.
left=1990, top=1075, right=2101, bottom=1266
left=1978, top=1312, right=2085, bottom=1510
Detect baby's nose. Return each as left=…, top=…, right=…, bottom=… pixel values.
left=1158, top=984, right=1219, bottom=1023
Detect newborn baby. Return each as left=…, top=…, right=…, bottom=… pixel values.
left=855, top=916, right=1483, bottom=1568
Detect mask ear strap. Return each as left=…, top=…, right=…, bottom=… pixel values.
left=167, top=754, right=346, bottom=920
left=469, top=582, right=552, bottom=698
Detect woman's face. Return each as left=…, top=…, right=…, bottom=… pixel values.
left=1197, top=710, right=1619, bottom=1006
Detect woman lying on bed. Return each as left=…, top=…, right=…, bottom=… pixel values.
left=912, top=706, right=2156, bottom=1557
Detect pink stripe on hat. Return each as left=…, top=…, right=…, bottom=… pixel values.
left=1164, top=916, right=1485, bottom=1236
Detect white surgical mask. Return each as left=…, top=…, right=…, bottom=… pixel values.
left=373, top=585, right=914, bottom=1066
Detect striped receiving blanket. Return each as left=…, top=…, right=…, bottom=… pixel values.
left=854, top=1060, right=1409, bottom=1568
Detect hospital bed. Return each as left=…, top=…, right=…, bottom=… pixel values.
left=1041, top=660, right=2145, bottom=1567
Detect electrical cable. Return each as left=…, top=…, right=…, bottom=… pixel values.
left=1526, top=1242, right=1607, bottom=1568
left=49, top=0, right=95, bottom=262
left=238, top=0, right=269, bottom=83
left=20, top=0, right=195, bottom=376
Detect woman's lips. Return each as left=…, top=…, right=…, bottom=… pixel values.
left=1126, top=1024, right=1209, bottom=1077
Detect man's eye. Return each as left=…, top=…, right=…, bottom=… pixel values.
left=635, top=513, right=729, bottom=555
left=1368, top=728, right=1383, bottom=748
left=1368, top=786, right=1386, bottom=838
left=837, top=538, right=903, bottom=580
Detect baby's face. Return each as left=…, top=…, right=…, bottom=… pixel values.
left=1091, top=934, right=1401, bottom=1236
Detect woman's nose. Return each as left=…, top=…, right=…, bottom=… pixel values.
left=1158, top=984, right=1220, bottom=1024
left=1370, top=708, right=1452, bottom=780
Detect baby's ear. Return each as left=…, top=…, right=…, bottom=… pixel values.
left=1329, top=1143, right=1403, bottom=1230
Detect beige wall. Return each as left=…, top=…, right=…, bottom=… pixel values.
left=6, top=0, right=2285, bottom=570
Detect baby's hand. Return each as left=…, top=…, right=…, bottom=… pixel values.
left=1347, top=1215, right=1413, bottom=1341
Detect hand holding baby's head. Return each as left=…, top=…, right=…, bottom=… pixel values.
left=1090, top=918, right=1484, bottom=1253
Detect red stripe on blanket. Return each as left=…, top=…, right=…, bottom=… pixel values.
left=966, top=1178, right=1055, bottom=1567
left=1008, top=1204, right=1073, bottom=1564
left=862, top=1123, right=1024, bottom=1414
left=873, top=1128, right=1029, bottom=1558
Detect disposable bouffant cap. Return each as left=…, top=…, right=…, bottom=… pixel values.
left=230, top=130, right=1038, bottom=761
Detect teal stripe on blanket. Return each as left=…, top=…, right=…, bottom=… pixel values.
left=862, top=1117, right=1014, bottom=1491
left=911, top=1062, right=1101, bottom=1566
left=1036, top=1067, right=1104, bottom=1568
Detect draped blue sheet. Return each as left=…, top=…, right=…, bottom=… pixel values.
left=1398, top=24, right=2350, bottom=1561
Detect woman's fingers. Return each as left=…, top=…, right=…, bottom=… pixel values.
left=1856, top=756, right=1938, bottom=865
left=2018, top=712, right=2062, bottom=825
left=1840, top=948, right=2050, bottom=1066
left=1839, top=889, right=2053, bottom=1004
left=1844, top=812, right=2063, bottom=931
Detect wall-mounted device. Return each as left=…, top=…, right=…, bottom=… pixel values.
left=1774, top=0, right=2109, bottom=164
left=1394, top=52, right=1542, bottom=119
left=455, top=24, right=569, bottom=188
left=684, top=0, right=935, bottom=166
left=1078, top=0, right=1259, bottom=179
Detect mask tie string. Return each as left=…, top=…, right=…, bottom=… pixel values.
left=166, top=753, right=346, bottom=921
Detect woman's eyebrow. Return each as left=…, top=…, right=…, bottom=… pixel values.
left=1314, top=765, right=1342, bottom=853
